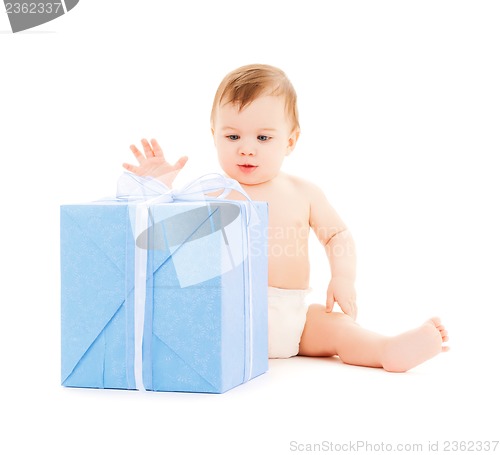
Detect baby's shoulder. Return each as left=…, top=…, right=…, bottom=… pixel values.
left=281, top=172, right=326, bottom=199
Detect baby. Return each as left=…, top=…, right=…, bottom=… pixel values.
left=123, top=64, right=449, bottom=372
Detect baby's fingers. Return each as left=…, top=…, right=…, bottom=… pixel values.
left=338, top=298, right=357, bottom=320
left=141, top=138, right=155, bottom=158
left=349, top=302, right=358, bottom=321
left=347, top=302, right=358, bottom=320
left=150, top=138, right=164, bottom=158
left=122, top=162, right=139, bottom=173
left=174, top=156, right=189, bottom=170
left=130, top=144, right=145, bottom=163
left=325, top=293, right=335, bottom=313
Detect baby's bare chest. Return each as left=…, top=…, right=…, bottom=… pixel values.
left=267, top=197, right=310, bottom=244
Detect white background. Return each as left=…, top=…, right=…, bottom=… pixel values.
left=1, top=1, right=499, bottom=454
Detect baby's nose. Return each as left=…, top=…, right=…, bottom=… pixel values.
left=238, top=144, right=256, bottom=156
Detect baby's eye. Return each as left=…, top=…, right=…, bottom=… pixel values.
left=226, top=135, right=240, bottom=141
left=257, top=135, right=270, bottom=142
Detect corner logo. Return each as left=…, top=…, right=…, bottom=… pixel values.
left=4, top=0, right=78, bottom=33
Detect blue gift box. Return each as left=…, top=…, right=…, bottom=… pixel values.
left=60, top=178, right=268, bottom=393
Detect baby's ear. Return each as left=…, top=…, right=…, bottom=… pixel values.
left=286, top=129, right=300, bottom=155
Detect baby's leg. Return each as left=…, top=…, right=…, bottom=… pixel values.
left=298, top=304, right=449, bottom=372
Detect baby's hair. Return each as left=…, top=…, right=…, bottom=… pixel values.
left=210, top=63, right=300, bottom=132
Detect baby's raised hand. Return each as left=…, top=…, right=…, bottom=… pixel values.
left=326, top=276, right=358, bottom=320
left=123, top=138, right=188, bottom=188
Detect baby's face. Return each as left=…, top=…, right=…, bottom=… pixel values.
left=212, top=95, right=298, bottom=186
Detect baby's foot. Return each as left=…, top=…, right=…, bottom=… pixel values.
left=381, top=317, right=449, bottom=372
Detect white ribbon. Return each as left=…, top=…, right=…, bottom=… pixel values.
left=133, top=203, right=149, bottom=391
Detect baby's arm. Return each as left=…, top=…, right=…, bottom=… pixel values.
left=123, top=138, right=188, bottom=188
left=308, top=183, right=357, bottom=319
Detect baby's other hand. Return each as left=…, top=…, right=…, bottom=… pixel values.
left=326, top=277, right=357, bottom=320
left=123, top=138, right=188, bottom=188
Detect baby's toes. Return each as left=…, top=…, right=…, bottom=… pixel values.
left=430, top=317, right=442, bottom=328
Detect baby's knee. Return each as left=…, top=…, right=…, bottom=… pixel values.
left=307, top=303, right=326, bottom=314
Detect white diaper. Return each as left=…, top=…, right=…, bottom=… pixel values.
left=268, top=286, right=310, bottom=359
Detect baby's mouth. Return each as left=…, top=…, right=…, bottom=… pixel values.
left=238, top=164, right=258, bottom=173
